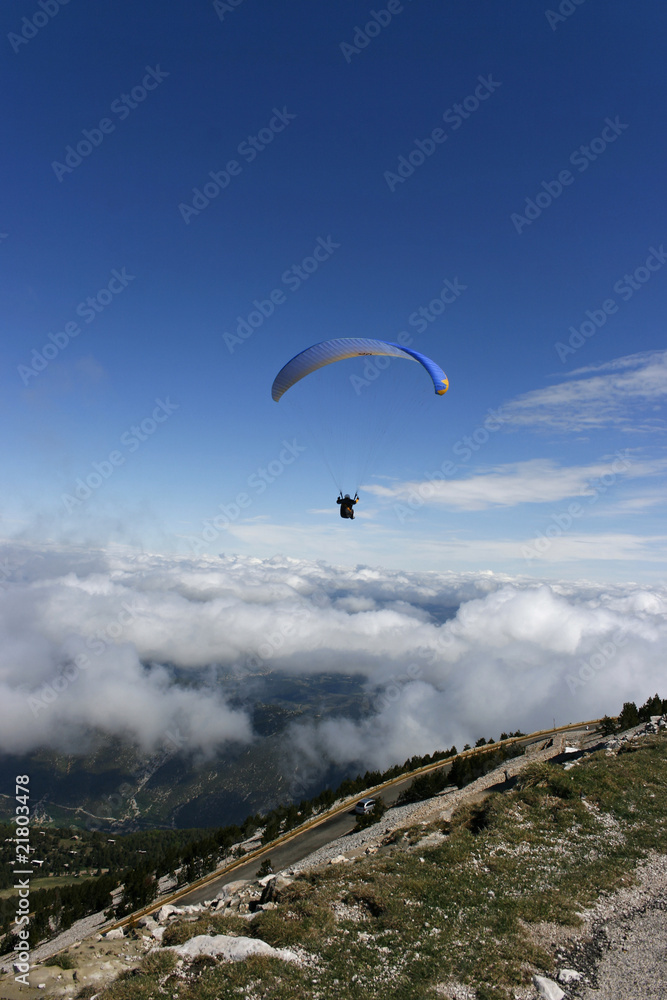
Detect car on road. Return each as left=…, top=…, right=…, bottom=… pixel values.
left=354, top=797, right=376, bottom=815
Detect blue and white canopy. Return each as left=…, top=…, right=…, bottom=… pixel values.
left=271, top=338, right=449, bottom=401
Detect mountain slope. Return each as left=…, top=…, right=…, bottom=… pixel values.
left=8, top=722, right=666, bottom=1000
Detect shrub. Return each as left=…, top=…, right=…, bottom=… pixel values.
left=618, top=701, right=640, bottom=730
left=161, top=914, right=245, bottom=947
left=354, top=798, right=387, bottom=830
left=257, top=857, right=274, bottom=878
left=44, top=951, right=76, bottom=969
left=516, top=762, right=555, bottom=790
left=137, top=950, right=177, bottom=976
left=397, top=770, right=451, bottom=805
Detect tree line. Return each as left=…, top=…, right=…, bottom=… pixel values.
left=599, top=692, right=666, bottom=734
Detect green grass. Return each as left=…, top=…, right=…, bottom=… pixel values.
left=91, top=734, right=667, bottom=999
left=44, top=950, right=77, bottom=969
left=161, top=912, right=251, bottom=946
left=90, top=950, right=178, bottom=999
left=0, top=874, right=94, bottom=899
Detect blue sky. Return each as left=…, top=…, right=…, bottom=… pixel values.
left=3, top=0, right=667, bottom=581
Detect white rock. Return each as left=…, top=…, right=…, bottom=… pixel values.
left=328, top=854, right=349, bottom=865
left=216, top=879, right=250, bottom=898
left=533, top=974, right=565, bottom=1000
left=558, top=968, right=582, bottom=984
left=169, top=933, right=300, bottom=964
left=157, top=904, right=183, bottom=923
left=104, top=928, right=124, bottom=940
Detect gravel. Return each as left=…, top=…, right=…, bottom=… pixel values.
left=0, top=907, right=112, bottom=972
left=286, top=798, right=435, bottom=872
left=564, top=852, right=667, bottom=999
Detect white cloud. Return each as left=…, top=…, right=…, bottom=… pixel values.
left=285, top=579, right=667, bottom=773
left=501, top=349, right=667, bottom=433
left=1, top=543, right=666, bottom=774
left=365, top=456, right=666, bottom=511
left=601, top=495, right=667, bottom=514
left=521, top=531, right=667, bottom=564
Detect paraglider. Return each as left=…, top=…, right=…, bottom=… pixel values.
left=271, top=338, right=448, bottom=515
left=337, top=492, right=359, bottom=519
left=271, top=337, right=449, bottom=402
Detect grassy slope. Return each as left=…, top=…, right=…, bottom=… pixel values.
left=78, top=733, right=667, bottom=1000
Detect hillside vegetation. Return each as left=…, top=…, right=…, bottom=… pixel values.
left=0, top=744, right=462, bottom=954
left=50, top=702, right=667, bottom=999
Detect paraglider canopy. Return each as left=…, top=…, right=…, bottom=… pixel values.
left=270, top=337, right=449, bottom=499
left=271, top=337, right=448, bottom=402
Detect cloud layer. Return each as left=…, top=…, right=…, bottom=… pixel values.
left=1, top=544, right=665, bottom=775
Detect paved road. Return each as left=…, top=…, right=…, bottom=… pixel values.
left=163, top=725, right=592, bottom=908
left=178, top=765, right=441, bottom=904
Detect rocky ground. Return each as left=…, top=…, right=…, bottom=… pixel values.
left=557, top=851, right=667, bottom=1000
left=1, top=721, right=665, bottom=999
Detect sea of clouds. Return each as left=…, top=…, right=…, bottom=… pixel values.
left=1, top=543, right=665, bottom=779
